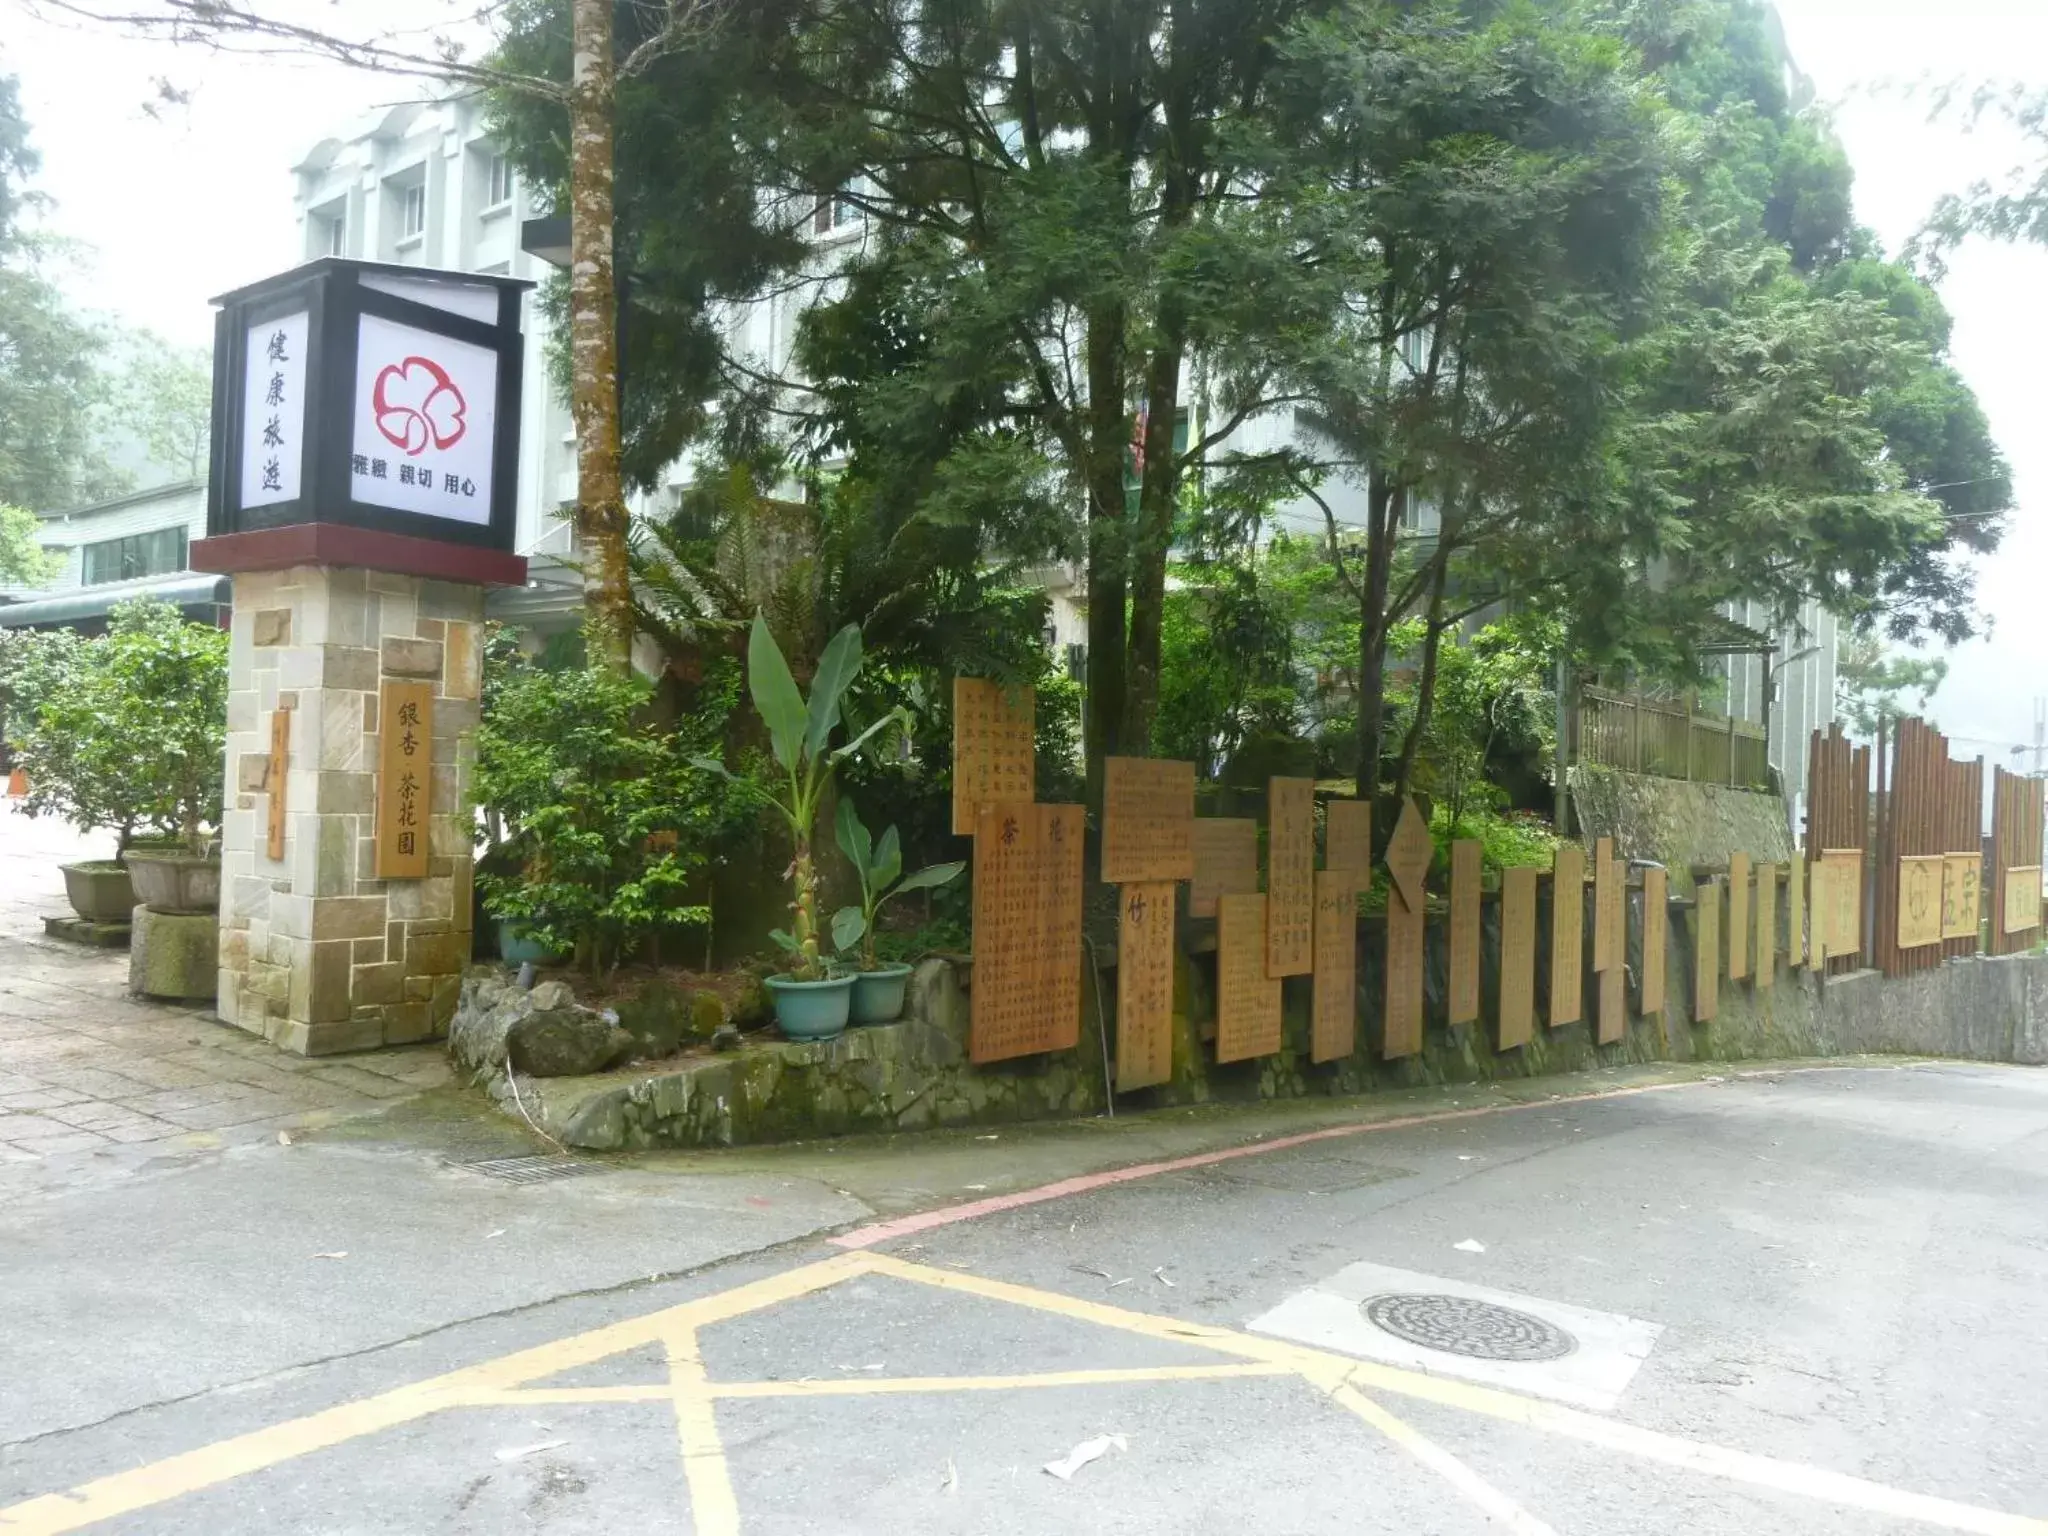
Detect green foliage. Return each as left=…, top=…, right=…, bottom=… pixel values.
left=1391, top=618, right=1557, bottom=824
left=475, top=663, right=736, bottom=975
left=1431, top=803, right=1561, bottom=875
left=103, top=330, right=212, bottom=483
left=830, top=800, right=965, bottom=971
left=1835, top=631, right=1947, bottom=738
left=0, top=502, right=56, bottom=586
left=1, top=599, right=225, bottom=850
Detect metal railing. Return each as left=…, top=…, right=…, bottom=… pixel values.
left=1576, top=686, right=1772, bottom=790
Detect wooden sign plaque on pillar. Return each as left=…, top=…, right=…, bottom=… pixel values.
left=1325, top=799, right=1372, bottom=881
left=970, top=803, right=1083, bottom=1064
left=1640, top=865, right=1667, bottom=1016
left=1383, top=883, right=1425, bottom=1060
left=1819, top=847, right=1863, bottom=962
left=374, top=681, right=433, bottom=879
left=1189, top=818, right=1259, bottom=919
left=1549, top=844, right=1584, bottom=1027
left=1102, top=757, right=1196, bottom=883
left=1897, top=854, right=1945, bottom=951
left=1116, top=880, right=1177, bottom=1091
left=1941, top=853, right=1982, bottom=943
left=1311, top=871, right=1358, bottom=1063
left=1694, top=878, right=1720, bottom=1022
left=1727, top=853, right=1751, bottom=981
left=2004, top=865, right=2042, bottom=935
left=951, top=677, right=1034, bottom=836
left=1266, top=777, right=1316, bottom=977
left=266, top=703, right=291, bottom=861
left=1217, top=893, right=1282, bottom=1062
left=1448, top=839, right=1482, bottom=1026
left=1754, top=862, right=1777, bottom=990
left=1499, top=866, right=1537, bottom=1049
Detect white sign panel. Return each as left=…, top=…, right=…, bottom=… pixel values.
left=349, top=313, right=499, bottom=526
left=240, top=310, right=309, bottom=509
left=358, top=272, right=501, bottom=325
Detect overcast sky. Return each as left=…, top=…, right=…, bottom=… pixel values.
left=3, top=0, right=2046, bottom=757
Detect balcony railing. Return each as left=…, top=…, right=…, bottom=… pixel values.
left=1575, top=686, right=1772, bottom=791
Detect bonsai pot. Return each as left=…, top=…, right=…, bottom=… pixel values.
left=764, top=973, right=855, bottom=1041
left=849, top=962, right=915, bottom=1025
left=60, top=860, right=136, bottom=923
left=498, top=920, right=568, bottom=966
left=124, top=848, right=221, bottom=915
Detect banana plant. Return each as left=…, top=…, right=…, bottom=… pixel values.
left=830, top=802, right=965, bottom=972
left=694, top=614, right=902, bottom=982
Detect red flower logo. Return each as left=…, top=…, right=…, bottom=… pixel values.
left=373, top=356, right=466, bottom=456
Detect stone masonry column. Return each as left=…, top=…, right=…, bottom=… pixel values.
left=217, top=564, right=484, bottom=1055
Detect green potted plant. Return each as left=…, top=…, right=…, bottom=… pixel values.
left=697, top=615, right=901, bottom=1042
left=830, top=802, right=963, bottom=1024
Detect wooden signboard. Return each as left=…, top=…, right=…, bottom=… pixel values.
left=1116, top=881, right=1177, bottom=1091
left=1311, top=871, right=1358, bottom=1063
left=1787, top=855, right=1807, bottom=969
left=1385, top=797, right=1433, bottom=915
left=1819, top=848, right=1863, bottom=962
left=1727, top=853, right=1750, bottom=982
left=1499, top=866, right=1537, bottom=1050
left=1694, top=878, right=1719, bottom=1023
left=1942, top=853, right=1982, bottom=943
left=1592, top=838, right=1619, bottom=973
left=1384, top=884, right=1425, bottom=1060
left=970, top=803, right=1083, bottom=1064
left=266, top=704, right=290, bottom=861
left=1598, top=964, right=1626, bottom=1046
left=1102, top=757, right=1196, bottom=883
left=1189, top=818, right=1259, bottom=920
left=1326, top=799, right=1372, bottom=881
left=1549, top=844, right=1584, bottom=1027
left=1640, top=865, right=1667, bottom=1016
left=1218, top=893, right=1282, bottom=1063
left=1754, top=862, right=1777, bottom=991
left=1448, top=839, right=1482, bottom=1026
left=374, top=681, right=433, bottom=879
left=951, top=678, right=1034, bottom=836
left=2003, top=865, right=2042, bottom=935
left=1266, top=777, right=1316, bottom=977
left=1896, top=854, right=1945, bottom=952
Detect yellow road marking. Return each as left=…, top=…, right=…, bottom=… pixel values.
left=1332, top=1384, right=1560, bottom=1536
left=665, top=1327, right=740, bottom=1536
left=714, top=1363, right=1292, bottom=1397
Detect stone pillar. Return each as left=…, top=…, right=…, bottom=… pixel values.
left=216, top=564, right=484, bottom=1055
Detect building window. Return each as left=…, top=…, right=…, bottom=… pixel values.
left=322, top=215, right=346, bottom=256
left=484, top=151, right=514, bottom=210
left=81, top=527, right=188, bottom=587
left=813, top=186, right=862, bottom=235
left=399, top=182, right=427, bottom=242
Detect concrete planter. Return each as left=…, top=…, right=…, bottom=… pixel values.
left=125, top=849, right=222, bottom=915
left=61, top=861, right=136, bottom=923
left=849, top=963, right=915, bottom=1025
left=764, top=973, right=854, bottom=1041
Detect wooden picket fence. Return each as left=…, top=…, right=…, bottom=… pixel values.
left=1871, top=718, right=1982, bottom=978
left=1990, top=765, right=2046, bottom=956
left=1576, top=686, right=1772, bottom=790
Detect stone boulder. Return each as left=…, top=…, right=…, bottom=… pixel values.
left=448, top=971, right=633, bottom=1079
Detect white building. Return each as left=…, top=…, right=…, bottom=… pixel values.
left=0, top=479, right=228, bottom=631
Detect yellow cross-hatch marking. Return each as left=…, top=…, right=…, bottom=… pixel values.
left=3, top=1248, right=2044, bottom=1536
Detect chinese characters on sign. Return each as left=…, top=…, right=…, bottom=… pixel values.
left=350, top=315, right=499, bottom=526
left=375, top=682, right=434, bottom=879
left=1549, top=844, right=1584, bottom=1027
left=1101, top=757, right=1196, bottom=883
left=2003, top=865, right=2042, bottom=936
left=1694, top=877, right=1720, bottom=1022
left=266, top=705, right=291, bottom=862
left=240, top=311, right=308, bottom=509
left=1189, top=818, right=1259, bottom=920
left=1448, top=839, right=1482, bottom=1026
left=1499, top=866, right=1538, bottom=1049
left=1311, top=871, right=1357, bottom=1063
left=1640, top=865, right=1668, bottom=1015
left=1818, top=848, right=1863, bottom=961
left=951, top=678, right=1035, bottom=836
left=1942, top=853, right=1981, bottom=942
left=1383, top=878, right=1424, bottom=1060
left=1117, top=881, right=1178, bottom=1090
left=1265, top=777, right=1315, bottom=977
left=1217, top=893, right=1282, bottom=1063
left=1593, top=838, right=1623, bottom=976
left=969, top=803, right=1083, bottom=1064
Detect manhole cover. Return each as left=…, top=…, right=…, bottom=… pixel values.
left=1362, top=1293, right=1576, bottom=1362
left=447, top=1154, right=604, bottom=1185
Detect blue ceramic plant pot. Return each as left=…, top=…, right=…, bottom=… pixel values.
left=849, top=963, right=914, bottom=1024
left=498, top=921, right=565, bottom=966
left=765, top=973, right=855, bottom=1040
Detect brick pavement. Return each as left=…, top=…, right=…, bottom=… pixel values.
left=0, top=801, right=449, bottom=1167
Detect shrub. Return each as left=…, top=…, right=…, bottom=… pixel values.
left=475, top=663, right=738, bottom=975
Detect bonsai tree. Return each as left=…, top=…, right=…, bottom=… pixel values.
left=698, top=614, right=901, bottom=982
left=829, top=801, right=964, bottom=971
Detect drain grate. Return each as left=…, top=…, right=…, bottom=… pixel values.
left=448, top=1154, right=606, bottom=1185
left=1362, top=1293, right=1576, bottom=1362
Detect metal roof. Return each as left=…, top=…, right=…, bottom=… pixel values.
left=0, top=573, right=231, bottom=629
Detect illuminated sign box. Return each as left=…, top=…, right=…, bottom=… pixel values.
left=196, top=259, right=533, bottom=586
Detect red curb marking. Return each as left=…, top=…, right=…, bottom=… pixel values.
left=830, top=1078, right=1705, bottom=1250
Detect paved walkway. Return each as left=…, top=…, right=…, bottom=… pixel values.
left=0, top=802, right=449, bottom=1170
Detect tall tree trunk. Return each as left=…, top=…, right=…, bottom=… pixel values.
left=568, top=0, right=632, bottom=675
left=1392, top=544, right=1452, bottom=808
left=1121, top=324, right=1185, bottom=756
left=1083, top=299, right=1130, bottom=812
left=1354, top=469, right=1400, bottom=812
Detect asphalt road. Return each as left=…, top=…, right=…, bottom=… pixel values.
left=5, top=1059, right=2048, bottom=1535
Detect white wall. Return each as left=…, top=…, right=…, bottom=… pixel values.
left=4, top=481, right=208, bottom=601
